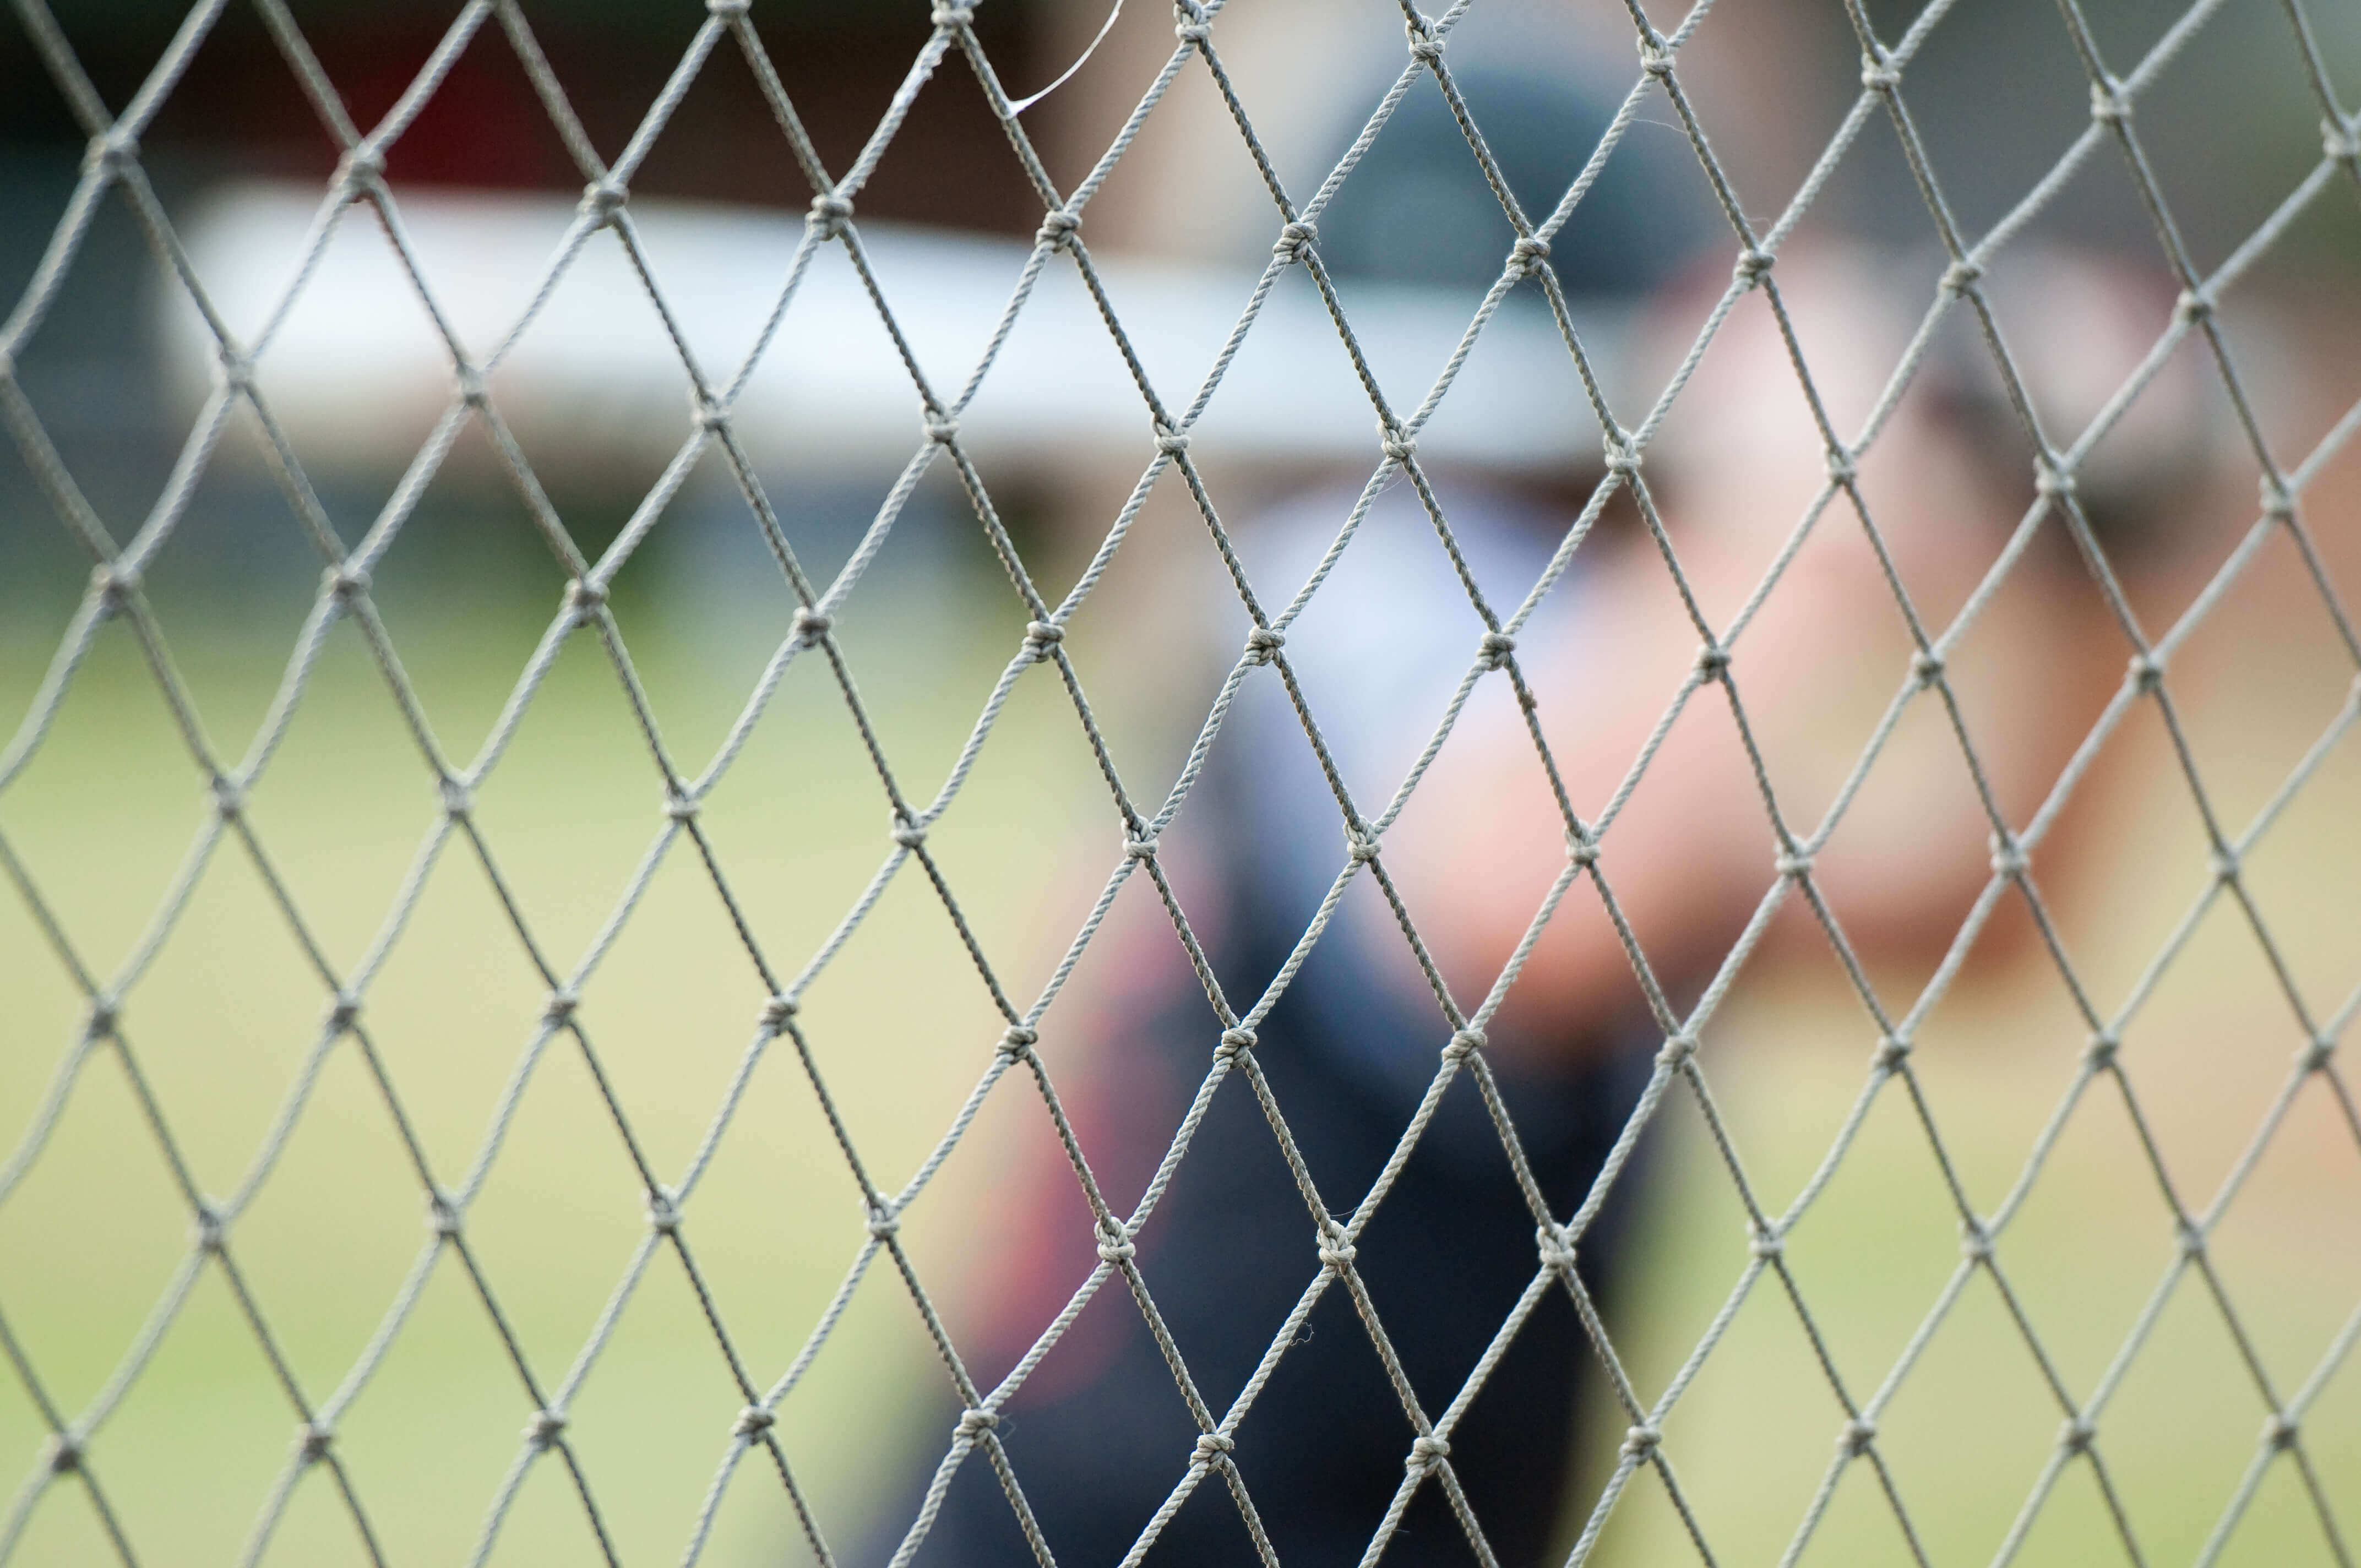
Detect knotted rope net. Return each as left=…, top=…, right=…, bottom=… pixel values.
left=2, top=0, right=2359, bottom=1564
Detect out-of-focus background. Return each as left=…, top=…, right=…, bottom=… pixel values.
left=3, top=0, right=2360, bottom=1564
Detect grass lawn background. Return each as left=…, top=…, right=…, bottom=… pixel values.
left=3, top=510, right=2358, bottom=1566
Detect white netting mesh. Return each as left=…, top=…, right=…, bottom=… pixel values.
left=2, top=0, right=2359, bottom=1564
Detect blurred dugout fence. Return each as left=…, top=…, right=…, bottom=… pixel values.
left=2, top=0, right=2360, bottom=1566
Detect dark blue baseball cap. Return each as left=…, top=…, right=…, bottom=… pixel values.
left=1314, top=64, right=1715, bottom=301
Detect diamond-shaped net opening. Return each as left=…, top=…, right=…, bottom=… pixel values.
left=3, top=0, right=2359, bottom=1564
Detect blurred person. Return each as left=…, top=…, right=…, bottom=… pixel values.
left=907, top=55, right=2215, bottom=1568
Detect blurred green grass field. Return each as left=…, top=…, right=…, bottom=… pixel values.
left=0, top=592, right=1101, bottom=1565
left=3, top=534, right=2359, bottom=1566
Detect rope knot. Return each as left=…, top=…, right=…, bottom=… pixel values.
left=1622, top=1424, right=1662, bottom=1457
left=440, top=777, right=474, bottom=819
left=808, top=191, right=853, bottom=237
left=91, top=562, right=139, bottom=611
left=1407, top=1434, right=1451, bottom=1472
left=665, top=790, right=700, bottom=823
left=2178, top=1219, right=2206, bottom=1260
left=1244, top=625, right=1284, bottom=663
left=1859, top=54, right=1900, bottom=92
left=1749, top=1224, right=1785, bottom=1261
left=865, top=1203, right=900, bottom=1241
left=1316, top=1219, right=1357, bottom=1270
left=1875, top=1034, right=1912, bottom=1070
left=335, top=143, right=383, bottom=190
left=2175, top=288, right=2213, bottom=324
left=2261, top=477, right=2295, bottom=519
left=1272, top=220, right=1316, bottom=262
left=1024, top=619, right=1064, bottom=657
left=2034, top=463, right=2077, bottom=500
left=565, top=578, right=606, bottom=619
left=764, top=995, right=798, bottom=1030
left=2127, top=651, right=2163, bottom=693
left=1124, top=833, right=1159, bottom=861
left=1839, top=1417, right=1878, bottom=1454
left=1405, top=19, right=1443, bottom=64
left=543, top=990, right=579, bottom=1028
left=1216, top=1026, right=1256, bottom=1059
left=298, top=1422, right=334, bottom=1462
left=46, top=1435, right=82, bottom=1474
left=1735, top=246, right=1775, bottom=284
left=1173, top=3, right=1212, bottom=46
left=2301, top=1033, right=2336, bottom=1073
left=1636, top=39, right=1674, bottom=79
left=2085, top=1029, right=2120, bottom=1069
left=1037, top=208, right=1080, bottom=249
left=2264, top=1412, right=2298, bottom=1450
left=327, top=994, right=361, bottom=1034
left=85, top=999, right=119, bottom=1039
left=1537, top=1223, right=1578, bottom=1272
left=931, top=3, right=974, bottom=28
left=645, top=1188, right=683, bottom=1235
left=1941, top=258, right=1984, bottom=294
left=1345, top=831, right=1379, bottom=864
left=1988, top=834, right=2028, bottom=880
left=1153, top=427, right=1190, bottom=456
left=525, top=1409, right=567, bottom=1449
left=2060, top=1414, right=2097, bottom=1453
left=787, top=605, right=830, bottom=644
left=735, top=1405, right=776, bottom=1438
left=1194, top=1430, right=1236, bottom=1461
left=2325, top=116, right=2360, bottom=165
left=1508, top=234, right=1550, bottom=276
left=1960, top=1218, right=1995, bottom=1263
left=90, top=564, right=134, bottom=613
left=707, top=0, right=751, bottom=15
left=1824, top=448, right=1857, bottom=485
left=211, top=775, right=246, bottom=819
left=1694, top=643, right=1730, bottom=680
left=1443, top=1027, right=1484, bottom=1063
left=998, top=1024, right=1038, bottom=1061
left=1095, top=1223, right=1136, bottom=1263
left=954, top=1406, right=998, bottom=1437
left=1603, top=435, right=1641, bottom=477
left=1775, top=849, right=1813, bottom=879
left=2210, top=848, right=2240, bottom=884
left=1478, top=630, right=1515, bottom=669
left=1380, top=429, right=1417, bottom=463
left=427, top=1191, right=463, bottom=1238
left=892, top=816, right=928, bottom=850
left=1657, top=1032, right=1698, bottom=1069
left=88, top=129, right=140, bottom=174
left=579, top=178, right=628, bottom=224
left=1568, top=833, right=1600, bottom=869
left=191, top=1202, right=226, bottom=1254
left=324, top=565, right=369, bottom=605
left=1912, top=647, right=1945, bottom=685
left=2088, top=78, right=2130, bottom=125
left=923, top=412, right=960, bottom=445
